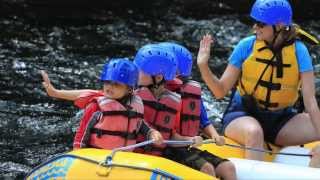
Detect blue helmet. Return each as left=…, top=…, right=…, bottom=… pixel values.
left=158, top=42, right=193, bottom=77
left=100, top=58, right=139, bottom=87
left=134, top=44, right=177, bottom=80
left=250, top=0, right=292, bottom=26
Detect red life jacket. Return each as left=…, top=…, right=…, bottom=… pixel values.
left=74, top=90, right=104, bottom=109
left=73, top=91, right=104, bottom=149
left=134, top=87, right=181, bottom=156
left=166, top=78, right=201, bottom=136
left=76, top=93, right=144, bottom=150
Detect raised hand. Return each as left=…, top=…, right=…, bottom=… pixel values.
left=41, top=70, right=58, bottom=98
left=197, top=34, right=214, bottom=66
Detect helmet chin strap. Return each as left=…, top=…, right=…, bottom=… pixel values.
left=118, top=90, right=133, bottom=108
left=149, top=76, right=165, bottom=89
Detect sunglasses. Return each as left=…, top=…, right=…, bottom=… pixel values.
left=253, top=20, right=267, bottom=28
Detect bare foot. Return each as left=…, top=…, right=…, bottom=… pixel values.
left=309, top=145, right=320, bottom=168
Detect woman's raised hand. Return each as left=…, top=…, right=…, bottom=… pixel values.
left=197, top=34, right=214, bottom=66
left=41, top=70, right=58, bottom=98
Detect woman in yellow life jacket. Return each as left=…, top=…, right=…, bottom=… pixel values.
left=197, top=0, right=320, bottom=161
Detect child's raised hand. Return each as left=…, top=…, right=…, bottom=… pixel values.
left=191, top=136, right=203, bottom=147
left=197, top=34, right=214, bottom=66
left=149, top=130, right=164, bottom=145
left=41, top=70, right=58, bottom=98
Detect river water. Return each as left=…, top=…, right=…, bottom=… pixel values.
left=0, top=6, right=319, bottom=179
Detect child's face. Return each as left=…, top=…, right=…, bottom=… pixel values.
left=103, top=81, right=130, bottom=99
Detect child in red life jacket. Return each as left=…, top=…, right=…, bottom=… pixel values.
left=41, top=58, right=163, bottom=150
left=158, top=42, right=236, bottom=180
left=132, top=44, right=203, bottom=157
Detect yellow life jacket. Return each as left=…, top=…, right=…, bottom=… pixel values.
left=238, top=40, right=300, bottom=110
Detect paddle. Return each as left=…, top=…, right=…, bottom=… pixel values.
left=106, top=139, right=199, bottom=164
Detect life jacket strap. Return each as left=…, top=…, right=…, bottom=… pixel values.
left=102, top=110, right=144, bottom=119
left=256, top=58, right=291, bottom=68
left=91, top=128, right=137, bottom=139
left=180, top=91, right=201, bottom=99
left=153, top=124, right=172, bottom=133
left=181, top=114, right=201, bottom=121
left=143, top=100, right=177, bottom=114
left=258, top=80, right=282, bottom=90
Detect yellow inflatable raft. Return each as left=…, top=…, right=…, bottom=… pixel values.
left=26, top=148, right=213, bottom=180
left=25, top=137, right=320, bottom=179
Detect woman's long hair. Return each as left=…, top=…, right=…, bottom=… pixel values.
left=272, top=24, right=299, bottom=51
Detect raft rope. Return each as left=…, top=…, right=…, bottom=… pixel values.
left=108, top=139, right=312, bottom=160
left=107, top=140, right=155, bottom=162
left=102, top=139, right=196, bottom=177
left=26, top=153, right=182, bottom=180
left=107, top=139, right=195, bottom=163
left=26, top=139, right=312, bottom=178
left=204, top=139, right=312, bottom=157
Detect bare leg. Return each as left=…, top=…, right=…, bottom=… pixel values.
left=275, top=113, right=320, bottom=146
left=225, top=116, right=264, bottom=160
left=200, top=162, right=215, bottom=177
left=215, top=161, right=237, bottom=180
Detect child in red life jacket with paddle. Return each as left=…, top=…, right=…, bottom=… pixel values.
left=158, top=42, right=236, bottom=180
left=41, top=58, right=163, bottom=150
left=131, top=44, right=203, bottom=157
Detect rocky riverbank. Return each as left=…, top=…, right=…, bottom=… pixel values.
left=0, top=1, right=319, bottom=178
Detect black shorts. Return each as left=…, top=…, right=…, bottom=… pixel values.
left=222, top=94, right=297, bottom=144
left=163, top=146, right=228, bottom=170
